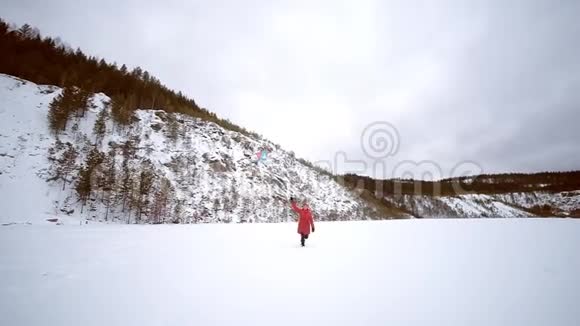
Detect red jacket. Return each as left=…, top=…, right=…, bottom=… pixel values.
left=291, top=201, right=315, bottom=235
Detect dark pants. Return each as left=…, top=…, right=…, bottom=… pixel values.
left=300, top=233, right=309, bottom=247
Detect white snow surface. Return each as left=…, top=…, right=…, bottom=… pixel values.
left=0, top=75, right=73, bottom=224
left=1, top=219, right=579, bottom=326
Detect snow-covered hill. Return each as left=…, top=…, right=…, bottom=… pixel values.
left=385, top=194, right=533, bottom=218
left=1, top=219, right=579, bottom=325
left=0, top=74, right=386, bottom=225
left=1, top=73, right=579, bottom=224
left=494, top=191, right=580, bottom=214
left=385, top=191, right=580, bottom=218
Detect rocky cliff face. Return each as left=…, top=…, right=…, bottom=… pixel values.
left=0, top=74, right=383, bottom=225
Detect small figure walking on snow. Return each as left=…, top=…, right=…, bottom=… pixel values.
left=290, top=197, right=315, bottom=247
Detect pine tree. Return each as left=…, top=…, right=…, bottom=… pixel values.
left=120, top=141, right=134, bottom=213
left=132, top=66, right=143, bottom=79
left=213, top=198, right=221, bottom=221
left=74, top=147, right=104, bottom=209
left=48, top=90, right=70, bottom=134
left=93, top=107, right=108, bottom=145
left=47, top=139, right=64, bottom=182
left=0, top=19, right=8, bottom=34
left=239, top=197, right=251, bottom=223
left=111, top=95, right=133, bottom=126
left=47, top=86, right=90, bottom=133
left=151, top=178, right=173, bottom=223
left=86, top=147, right=105, bottom=169
left=73, top=88, right=90, bottom=118
left=166, top=113, right=180, bottom=143
left=230, top=178, right=240, bottom=212
left=137, top=160, right=155, bottom=223
left=122, top=169, right=135, bottom=219
left=17, top=24, right=33, bottom=39
left=58, top=143, right=78, bottom=190
left=173, top=199, right=184, bottom=224
left=103, top=148, right=117, bottom=221
left=75, top=165, right=92, bottom=213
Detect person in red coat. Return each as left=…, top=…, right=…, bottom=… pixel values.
left=290, top=197, right=315, bottom=247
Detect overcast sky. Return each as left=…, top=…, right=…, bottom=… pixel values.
left=2, top=0, right=579, bottom=179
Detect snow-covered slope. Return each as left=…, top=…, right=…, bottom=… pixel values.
left=1, top=219, right=579, bottom=325
left=385, top=194, right=534, bottom=218
left=493, top=191, right=580, bottom=214
left=0, top=75, right=76, bottom=224
left=385, top=191, right=580, bottom=218
left=0, top=74, right=383, bottom=224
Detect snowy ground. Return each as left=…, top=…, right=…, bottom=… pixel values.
left=1, top=219, right=579, bottom=326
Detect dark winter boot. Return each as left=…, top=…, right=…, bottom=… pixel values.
left=300, top=235, right=305, bottom=247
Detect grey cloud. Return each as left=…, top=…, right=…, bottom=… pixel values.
left=1, top=0, right=579, bottom=178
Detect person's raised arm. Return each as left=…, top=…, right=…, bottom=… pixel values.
left=290, top=197, right=300, bottom=213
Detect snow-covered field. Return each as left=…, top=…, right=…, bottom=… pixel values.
left=1, top=219, right=579, bottom=326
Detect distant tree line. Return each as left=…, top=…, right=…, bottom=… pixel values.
left=0, top=18, right=260, bottom=139
left=0, top=18, right=341, bottom=178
